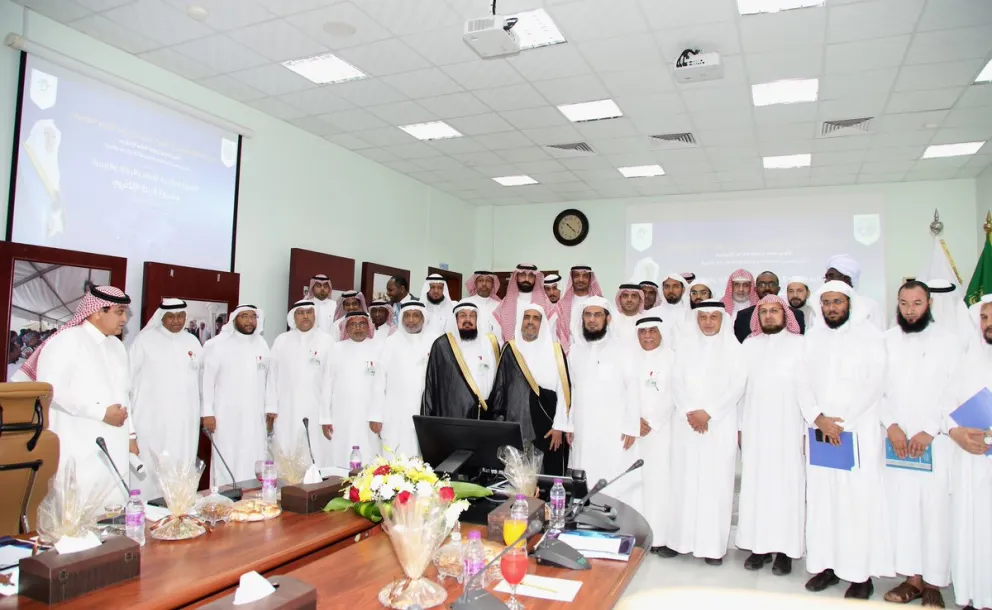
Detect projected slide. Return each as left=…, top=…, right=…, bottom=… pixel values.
left=625, top=195, right=887, bottom=312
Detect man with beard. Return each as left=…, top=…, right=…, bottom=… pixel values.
left=368, top=299, right=396, bottom=350
left=735, top=295, right=806, bottom=576
left=720, top=269, right=758, bottom=321
left=638, top=281, right=659, bottom=310
left=733, top=271, right=806, bottom=343
left=568, top=297, right=642, bottom=510
left=688, top=278, right=714, bottom=308
left=492, top=264, right=556, bottom=345
left=665, top=300, right=746, bottom=566
left=489, top=305, right=572, bottom=475
left=421, top=274, right=454, bottom=338
left=648, top=274, right=691, bottom=341
left=825, top=254, right=884, bottom=330
left=555, top=266, right=605, bottom=352
left=465, top=271, right=502, bottom=340
left=307, top=274, right=337, bottom=335
left=544, top=274, right=562, bottom=305
left=944, top=296, right=992, bottom=610
left=324, top=312, right=381, bottom=467
left=202, top=305, right=273, bottom=486
left=422, top=302, right=500, bottom=419
left=786, top=276, right=818, bottom=329
left=879, top=281, right=961, bottom=606
left=612, top=284, right=646, bottom=345
left=386, top=276, right=412, bottom=325
left=801, top=281, right=893, bottom=599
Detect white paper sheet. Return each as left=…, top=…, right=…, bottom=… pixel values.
left=0, top=543, right=33, bottom=597
left=494, top=575, right=582, bottom=602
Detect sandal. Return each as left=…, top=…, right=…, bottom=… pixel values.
left=920, top=587, right=945, bottom=608
left=884, top=582, right=923, bottom=604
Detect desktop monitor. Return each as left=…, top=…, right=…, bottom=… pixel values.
left=413, top=416, right=523, bottom=477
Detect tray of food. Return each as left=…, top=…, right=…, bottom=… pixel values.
left=228, top=499, right=281, bottom=522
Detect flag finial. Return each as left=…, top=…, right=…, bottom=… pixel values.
left=985, top=211, right=992, bottom=235
left=930, top=209, right=943, bottom=236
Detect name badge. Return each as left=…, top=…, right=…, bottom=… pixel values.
left=256, top=355, right=265, bottom=370
left=645, top=371, right=658, bottom=390
left=478, top=356, right=490, bottom=373
left=309, top=350, right=321, bottom=366
left=365, top=361, right=376, bottom=377
left=187, top=351, right=198, bottom=370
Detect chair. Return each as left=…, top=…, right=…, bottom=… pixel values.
left=0, top=382, right=59, bottom=535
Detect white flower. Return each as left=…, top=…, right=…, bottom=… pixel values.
left=415, top=481, right=434, bottom=497
left=396, top=480, right=414, bottom=494
left=370, top=475, right=384, bottom=491
left=379, top=486, right=395, bottom=501
left=445, top=501, right=469, bottom=529
left=386, top=474, right=406, bottom=491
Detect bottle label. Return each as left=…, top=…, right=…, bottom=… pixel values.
left=550, top=498, right=566, bottom=511
left=463, top=558, right=484, bottom=576
left=349, top=460, right=361, bottom=471
left=262, top=479, right=276, bottom=492
left=125, top=512, right=144, bottom=527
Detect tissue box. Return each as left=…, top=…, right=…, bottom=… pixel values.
left=486, top=496, right=546, bottom=543
left=18, top=535, right=140, bottom=604
left=280, top=477, right=345, bottom=514
left=200, top=576, right=316, bottom=610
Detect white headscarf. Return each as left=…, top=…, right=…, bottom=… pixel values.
left=967, top=294, right=992, bottom=328
left=685, top=300, right=736, bottom=341
left=221, top=305, right=264, bottom=337
left=544, top=273, right=562, bottom=287
left=654, top=273, right=690, bottom=314
left=827, top=254, right=861, bottom=287
left=813, top=280, right=872, bottom=327
left=570, top=295, right=613, bottom=348
left=421, top=274, right=452, bottom=307
left=339, top=311, right=374, bottom=341
left=397, top=300, right=430, bottom=337
left=514, top=304, right=558, bottom=389
left=141, top=298, right=187, bottom=335
left=926, top=279, right=975, bottom=348
left=286, top=300, right=316, bottom=330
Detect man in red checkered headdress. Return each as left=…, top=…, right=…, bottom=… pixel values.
left=492, top=265, right=556, bottom=345
left=720, top=269, right=758, bottom=320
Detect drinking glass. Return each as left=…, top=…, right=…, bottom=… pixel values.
left=254, top=459, right=265, bottom=483
left=500, top=545, right=528, bottom=610
left=502, top=517, right=527, bottom=548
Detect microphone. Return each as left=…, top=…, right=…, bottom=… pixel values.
left=566, top=459, right=644, bottom=530
left=302, top=417, right=316, bottom=464
left=96, top=437, right=129, bottom=496
left=202, top=426, right=244, bottom=501
left=450, top=520, right=543, bottom=610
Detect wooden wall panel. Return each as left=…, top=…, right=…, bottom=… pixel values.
left=287, top=249, right=355, bottom=310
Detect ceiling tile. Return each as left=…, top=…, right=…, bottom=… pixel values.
left=318, top=108, right=389, bottom=132
left=754, top=120, right=817, bottom=140
left=819, top=68, right=899, bottom=100
left=228, top=64, right=315, bottom=96
left=574, top=34, right=665, bottom=73
left=402, top=26, right=482, bottom=66
left=197, top=74, right=267, bottom=102
left=516, top=159, right=568, bottom=174
left=472, top=131, right=537, bottom=150
left=680, top=85, right=753, bottom=111
left=826, top=0, right=925, bottom=44
left=872, top=110, right=948, bottom=133
left=813, top=135, right=871, bottom=151
left=286, top=116, right=343, bottom=137
left=884, top=88, right=964, bottom=113
left=655, top=21, right=742, bottom=59
left=227, top=18, right=328, bottom=62
left=930, top=127, right=992, bottom=144
left=75, top=0, right=132, bottom=9
left=284, top=2, right=394, bottom=49
left=247, top=96, right=309, bottom=120
left=753, top=104, right=819, bottom=125
left=690, top=108, right=755, bottom=131
left=390, top=142, right=446, bottom=160
left=893, top=59, right=989, bottom=92
left=914, top=156, right=974, bottom=170
left=587, top=135, right=653, bottom=154
left=904, top=25, right=992, bottom=65
left=356, top=0, right=462, bottom=37
left=639, top=0, right=738, bottom=29
left=499, top=107, right=570, bottom=130
left=254, top=0, right=341, bottom=16
left=103, top=0, right=213, bottom=45
left=496, top=147, right=553, bottom=163
left=138, top=47, right=219, bottom=80
left=71, top=14, right=160, bottom=54
left=428, top=137, right=486, bottom=154
left=860, top=160, right=916, bottom=174
left=862, top=146, right=925, bottom=161
left=825, top=36, right=911, bottom=73
left=574, top=117, right=640, bottom=140
left=600, top=69, right=676, bottom=97
left=351, top=126, right=418, bottom=147
left=332, top=78, right=409, bottom=106
left=442, top=59, right=526, bottom=91
left=956, top=85, right=992, bottom=108
left=337, top=39, right=432, bottom=76
left=943, top=106, right=992, bottom=129
left=522, top=125, right=584, bottom=146
left=812, top=174, right=859, bottom=186
left=868, top=130, right=936, bottom=147
left=324, top=133, right=373, bottom=150
left=446, top=113, right=517, bottom=136
left=473, top=84, right=548, bottom=112
left=817, top=95, right=889, bottom=120
left=367, top=101, right=438, bottom=125
left=419, top=92, right=492, bottom=119
left=458, top=151, right=508, bottom=166
left=162, top=0, right=275, bottom=30
left=19, top=0, right=91, bottom=21
left=916, top=0, right=992, bottom=32
left=697, top=129, right=757, bottom=147
left=628, top=112, right=694, bottom=135
left=172, top=35, right=272, bottom=74
left=740, top=7, right=826, bottom=53
left=529, top=171, right=582, bottom=184
left=277, top=88, right=355, bottom=115
left=412, top=155, right=466, bottom=171
left=551, top=0, right=651, bottom=42
left=508, top=44, right=593, bottom=81
left=746, top=45, right=823, bottom=82
left=473, top=164, right=526, bottom=178
left=559, top=156, right=617, bottom=170
left=533, top=74, right=612, bottom=105
left=812, top=163, right=862, bottom=177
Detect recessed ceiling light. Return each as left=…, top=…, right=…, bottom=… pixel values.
left=752, top=78, right=819, bottom=106
left=399, top=121, right=463, bottom=141
left=186, top=4, right=208, bottom=20
left=282, top=53, right=366, bottom=84
left=493, top=175, right=538, bottom=186
left=557, top=99, right=623, bottom=123
left=618, top=165, right=665, bottom=178
left=738, top=0, right=824, bottom=15
left=922, top=141, right=986, bottom=159
left=507, top=8, right=566, bottom=50
left=763, top=154, right=811, bottom=169
left=976, top=59, right=992, bottom=83
left=322, top=21, right=357, bottom=37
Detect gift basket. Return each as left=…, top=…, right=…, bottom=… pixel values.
left=270, top=434, right=310, bottom=486
left=498, top=444, right=544, bottom=497
left=36, top=459, right=113, bottom=547
left=148, top=451, right=209, bottom=541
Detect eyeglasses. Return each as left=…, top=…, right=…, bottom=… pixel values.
left=755, top=281, right=778, bottom=289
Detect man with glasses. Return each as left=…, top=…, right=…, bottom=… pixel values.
left=733, top=271, right=806, bottom=343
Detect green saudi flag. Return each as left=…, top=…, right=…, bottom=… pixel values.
left=965, top=230, right=992, bottom=305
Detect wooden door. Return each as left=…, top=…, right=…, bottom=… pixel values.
left=287, top=248, right=355, bottom=309
left=427, top=267, right=462, bottom=301
left=360, top=263, right=410, bottom=304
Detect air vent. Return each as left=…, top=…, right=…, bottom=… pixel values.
left=819, top=117, right=873, bottom=138
left=544, top=141, right=596, bottom=156
left=649, top=132, right=698, bottom=148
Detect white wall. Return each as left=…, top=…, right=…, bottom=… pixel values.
left=0, top=3, right=476, bottom=342
left=978, top=169, right=992, bottom=244
left=478, top=180, right=979, bottom=310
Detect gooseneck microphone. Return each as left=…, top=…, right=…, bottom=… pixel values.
left=302, top=417, right=316, bottom=464
left=450, top=520, right=543, bottom=610
left=202, top=426, right=244, bottom=501
left=566, top=459, right=644, bottom=531
left=96, top=436, right=130, bottom=495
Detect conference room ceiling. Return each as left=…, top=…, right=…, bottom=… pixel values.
left=15, top=0, right=992, bottom=205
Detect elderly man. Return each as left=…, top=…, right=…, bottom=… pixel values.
left=386, top=276, right=412, bottom=325
left=664, top=300, right=746, bottom=566
left=544, top=273, right=562, bottom=304
left=267, top=301, right=334, bottom=467
left=308, top=274, right=337, bottom=334
left=786, top=276, right=817, bottom=329
left=612, top=284, right=646, bottom=345
left=25, top=286, right=135, bottom=506
left=331, top=290, right=367, bottom=341
left=688, top=278, right=714, bottom=309
left=825, top=254, right=884, bottom=329
left=492, top=264, right=556, bottom=345
left=128, top=298, right=202, bottom=499
left=556, top=265, right=605, bottom=351
left=720, top=269, right=758, bottom=321
left=638, top=281, right=659, bottom=310
left=489, top=305, right=572, bottom=475
left=879, top=281, right=962, bottom=606
left=370, top=301, right=433, bottom=457
left=801, top=281, right=892, bottom=599
left=568, top=296, right=642, bottom=510
left=369, top=299, right=396, bottom=350
left=202, top=305, right=272, bottom=486
left=735, top=295, right=806, bottom=575
left=422, top=302, right=500, bottom=419
left=733, top=271, right=806, bottom=343
left=324, top=312, right=381, bottom=467
left=465, top=271, right=503, bottom=339
left=422, top=274, right=454, bottom=338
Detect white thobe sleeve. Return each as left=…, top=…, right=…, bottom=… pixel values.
left=37, top=335, right=107, bottom=423
left=622, top=354, right=641, bottom=437
left=201, top=348, right=218, bottom=418
left=368, top=348, right=386, bottom=424
left=796, top=343, right=821, bottom=427
left=877, top=345, right=899, bottom=431
left=321, top=349, right=336, bottom=427
left=707, top=358, right=746, bottom=423
left=265, top=347, right=279, bottom=416
left=840, top=337, right=886, bottom=431
left=551, top=368, right=571, bottom=432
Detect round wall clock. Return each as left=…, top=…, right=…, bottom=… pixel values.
left=552, top=208, right=589, bottom=247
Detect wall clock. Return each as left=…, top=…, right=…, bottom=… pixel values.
left=552, top=209, right=589, bottom=247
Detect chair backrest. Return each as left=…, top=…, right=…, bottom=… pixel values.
left=0, top=382, right=59, bottom=535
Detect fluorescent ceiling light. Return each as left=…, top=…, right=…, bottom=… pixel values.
left=763, top=154, right=811, bottom=169
left=752, top=78, right=819, bottom=106
left=922, top=141, right=986, bottom=159
left=738, top=0, right=824, bottom=15
left=399, top=121, right=463, bottom=141
left=508, top=8, right=566, bottom=50
left=493, top=175, right=538, bottom=186
left=618, top=165, right=665, bottom=178
left=281, top=52, right=366, bottom=84
left=976, top=59, right=992, bottom=83
left=557, top=99, right=623, bottom=123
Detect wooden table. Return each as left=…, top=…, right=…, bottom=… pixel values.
left=1, top=510, right=376, bottom=610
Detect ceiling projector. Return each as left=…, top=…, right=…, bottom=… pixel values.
left=463, top=15, right=521, bottom=59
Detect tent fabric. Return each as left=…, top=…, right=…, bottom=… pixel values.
left=10, top=261, right=111, bottom=330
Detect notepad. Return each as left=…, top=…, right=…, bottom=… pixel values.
left=494, top=574, right=582, bottom=602
left=884, top=438, right=933, bottom=472
left=557, top=531, right=635, bottom=561
left=807, top=428, right=859, bottom=471
left=951, top=388, right=992, bottom=456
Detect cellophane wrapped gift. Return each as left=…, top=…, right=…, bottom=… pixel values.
left=149, top=451, right=208, bottom=541
left=497, top=444, right=544, bottom=497
left=270, top=433, right=310, bottom=485
left=36, top=459, right=113, bottom=546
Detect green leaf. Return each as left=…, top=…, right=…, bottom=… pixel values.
left=449, top=481, right=492, bottom=500
left=323, top=496, right=354, bottom=512
left=354, top=502, right=383, bottom=523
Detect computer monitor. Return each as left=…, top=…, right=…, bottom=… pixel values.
left=414, top=416, right=523, bottom=477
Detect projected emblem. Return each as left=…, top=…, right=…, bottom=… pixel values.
left=220, top=138, right=237, bottom=168
left=853, top=214, right=880, bottom=246
left=29, top=69, right=58, bottom=111
left=630, top=223, right=653, bottom=253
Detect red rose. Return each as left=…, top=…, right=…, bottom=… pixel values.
left=373, top=465, right=391, bottom=476
left=396, top=491, right=412, bottom=506
left=438, top=486, right=455, bottom=502
left=348, top=486, right=360, bottom=502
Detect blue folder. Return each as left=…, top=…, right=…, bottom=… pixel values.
left=884, top=438, right=933, bottom=472
left=950, top=388, right=992, bottom=456
left=807, top=428, right=858, bottom=471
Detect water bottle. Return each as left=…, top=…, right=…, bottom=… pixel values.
left=462, top=530, right=486, bottom=592
left=124, top=489, right=145, bottom=547
left=349, top=446, right=362, bottom=473
left=549, top=478, right=567, bottom=535
left=261, top=459, right=277, bottom=504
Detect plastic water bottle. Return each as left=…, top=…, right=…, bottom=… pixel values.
left=462, top=530, right=486, bottom=592
left=549, top=478, right=567, bottom=535
left=124, top=489, right=145, bottom=547
left=261, top=459, right=277, bottom=504
left=349, top=446, right=362, bottom=473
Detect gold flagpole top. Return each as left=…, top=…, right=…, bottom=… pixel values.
left=985, top=211, right=992, bottom=234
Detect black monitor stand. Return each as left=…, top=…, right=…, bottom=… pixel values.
left=434, top=448, right=474, bottom=477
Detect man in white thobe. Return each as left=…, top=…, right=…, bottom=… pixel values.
left=308, top=274, right=337, bottom=335
left=465, top=271, right=503, bottom=339
left=27, top=286, right=136, bottom=506
left=880, top=281, right=962, bottom=606
left=421, top=274, right=454, bottom=339
left=368, top=299, right=397, bottom=351
left=688, top=278, right=714, bottom=309
left=202, top=305, right=272, bottom=486
left=370, top=301, right=433, bottom=457
left=665, top=300, right=746, bottom=566
left=735, top=295, right=807, bottom=575
left=323, top=312, right=381, bottom=468
left=926, top=278, right=977, bottom=353
left=492, top=264, right=556, bottom=346
left=825, top=254, right=885, bottom=330
left=567, top=296, right=642, bottom=511
left=801, top=280, right=893, bottom=599
left=128, top=298, right=202, bottom=499
left=267, top=301, right=334, bottom=467
left=631, top=316, right=676, bottom=557
left=611, top=284, right=645, bottom=347
left=646, top=274, right=690, bottom=322
left=554, top=265, right=604, bottom=352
